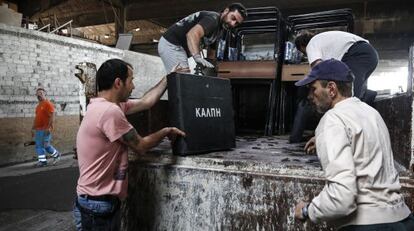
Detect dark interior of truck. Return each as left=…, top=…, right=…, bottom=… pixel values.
left=127, top=7, right=413, bottom=171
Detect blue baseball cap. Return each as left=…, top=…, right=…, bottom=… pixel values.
left=295, top=59, right=354, bottom=87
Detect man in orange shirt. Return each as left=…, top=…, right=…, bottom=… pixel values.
left=32, top=87, right=60, bottom=167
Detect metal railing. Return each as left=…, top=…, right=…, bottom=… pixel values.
left=50, top=19, right=73, bottom=37
left=37, top=24, right=50, bottom=32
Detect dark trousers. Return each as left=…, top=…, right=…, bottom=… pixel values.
left=289, top=86, right=315, bottom=143
left=339, top=214, right=414, bottom=231
left=341, top=41, right=379, bottom=102
left=289, top=86, right=321, bottom=143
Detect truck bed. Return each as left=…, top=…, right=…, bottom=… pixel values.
left=130, top=135, right=323, bottom=178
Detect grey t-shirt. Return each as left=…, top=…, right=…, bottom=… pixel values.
left=162, top=11, right=222, bottom=56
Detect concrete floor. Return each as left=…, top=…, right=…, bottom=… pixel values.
left=0, top=155, right=79, bottom=231
left=0, top=210, right=74, bottom=231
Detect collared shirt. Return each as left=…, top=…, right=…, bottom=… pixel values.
left=308, top=97, right=410, bottom=227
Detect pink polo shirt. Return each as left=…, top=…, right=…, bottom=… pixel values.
left=76, top=98, right=133, bottom=199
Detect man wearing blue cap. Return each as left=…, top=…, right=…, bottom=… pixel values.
left=290, top=31, right=378, bottom=143
left=293, top=59, right=413, bottom=230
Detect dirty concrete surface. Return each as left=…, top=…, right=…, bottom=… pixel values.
left=125, top=136, right=331, bottom=231
left=124, top=135, right=413, bottom=230
left=1, top=136, right=410, bottom=231
left=132, top=135, right=323, bottom=176
left=1, top=136, right=318, bottom=231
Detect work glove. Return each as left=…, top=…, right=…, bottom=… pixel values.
left=192, top=54, right=214, bottom=68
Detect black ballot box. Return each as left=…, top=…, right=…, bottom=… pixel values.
left=167, top=73, right=236, bottom=155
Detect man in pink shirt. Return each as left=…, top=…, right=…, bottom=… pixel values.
left=73, top=59, right=186, bottom=231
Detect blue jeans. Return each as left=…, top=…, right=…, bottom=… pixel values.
left=74, top=196, right=121, bottom=231
left=35, top=130, right=58, bottom=162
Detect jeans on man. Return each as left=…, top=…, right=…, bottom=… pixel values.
left=35, top=130, right=59, bottom=163
left=74, top=196, right=121, bottom=231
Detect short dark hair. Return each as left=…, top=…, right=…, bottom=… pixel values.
left=227, top=3, right=247, bottom=19
left=294, top=31, right=315, bottom=50
left=36, top=87, right=46, bottom=92
left=96, top=59, right=133, bottom=91
left=320, top=77, right=354, bottom=97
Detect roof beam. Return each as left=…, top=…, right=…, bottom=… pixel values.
left=12, top=0, right=69, bottom=18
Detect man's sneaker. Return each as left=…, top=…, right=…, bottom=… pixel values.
left=52, top=151, right=61, bottom=165
left=34, top=161, right=47, bottom=167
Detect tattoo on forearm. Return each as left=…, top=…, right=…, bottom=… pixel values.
left=122, top=128, right=139, bottom=144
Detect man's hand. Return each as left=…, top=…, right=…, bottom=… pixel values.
left=294, top=201, right=309, bottom=221
left=44, top=126, right=53, bottom=136
left=304, top=136, right=316, bottom=154
left=166, top=127, right=186, bottom=143
left=310, top=59, right=322, bottom=68
left=193, top=54, right=214, bottom=68
left=170, top=64, right=190, bottom=74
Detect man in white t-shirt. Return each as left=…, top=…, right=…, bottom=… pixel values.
left=290, top=31, right=379, bottom=143
left=295, top=31, right=378, bottom=101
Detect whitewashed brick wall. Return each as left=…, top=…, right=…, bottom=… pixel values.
left=0, top=23, right=164, bottom=118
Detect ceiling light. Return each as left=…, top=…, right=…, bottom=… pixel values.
left=104, top=34, right=110, bottom=38
left=152, top=39, right=159, bottom=43
left=134, top=28, right=140, bottom=31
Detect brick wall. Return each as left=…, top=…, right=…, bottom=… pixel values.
left=0, top=24, right=165, bottom=165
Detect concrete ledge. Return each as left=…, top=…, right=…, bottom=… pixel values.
left=124, top=136, right=414, bottom=230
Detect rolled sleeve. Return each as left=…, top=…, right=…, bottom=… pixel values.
left=120, top=100, right=134, bottom=114
left=308, top=122, right=358, bottom=223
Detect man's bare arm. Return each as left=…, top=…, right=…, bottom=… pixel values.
left=120, top=128, right=143, bottom=154
left=125, top=76, right=167, bottom=115
left=120, top=127, right=186, bottom=155
left=186, top=24, right=205, bottom=56
left=125, top=64, right=190, bottom=115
